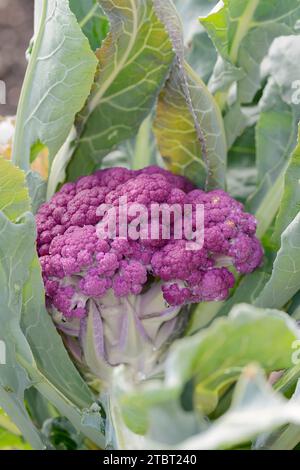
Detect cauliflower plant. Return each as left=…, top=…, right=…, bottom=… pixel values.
left=36, top=166, right=263, bottom=381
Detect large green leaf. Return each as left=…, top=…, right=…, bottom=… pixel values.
left=69, top=0, right=109, bottom=50
left=12, top=0, right=97, bottom=171
left=152, top=0, right=227, bottom=189
left=119, top=304, right=299, bottom=433
left=0, top=212, right=45, bottom=449
left=255, top=212, right=300, bottom=309
left=66, top=0, right=174, bottom=180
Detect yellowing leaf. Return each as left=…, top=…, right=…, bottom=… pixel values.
left=0, top=158, right=30, bottom=221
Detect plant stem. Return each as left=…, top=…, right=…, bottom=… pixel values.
left=229, top=0, right=259, bottom=64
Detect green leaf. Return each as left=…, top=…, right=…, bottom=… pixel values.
left=248, top=80, right=299, bottom=214
left=113, top=366, right=300, bottom=449
left=119, top=304, right=299, bottom=432
left=0, top=427, right=31, bottom=450
left=208, top=57, right=245, bottom=95
left=173, top=0, right=219, bottom=43
left=178, top=367, right=300, bottom=450
left=186, top=31, right=218, bottom=84
left=248, top=58, right=300, bottom=237
left=152, top=0, right=227, bottom=189
left=0, top=158, right=30, bottom=221
left=25, top=388, right=56, bottom=428
left=224, top=103, right=258, bottom=150
left=173, top=305, right=298, bottom=414
left=21, top=256, right=94, bottom=410
left=249, top=117, right=294, bottom=214
left=254, top=170, right=285, bottom=240
left=200, top=1, right=229, bottom=60
left=99, top=112, right=162, bottom=172
left=127, top=114, right=159, bottom=170
left=227, top=125, right=257, bottom=202
left=172, top=0, right=218, bottom=85
left=66, top=0, right=174, bottom=181
left=47, top=128, right=77, bottom=199
left=251, top=36, right=300, bottom=231
left=0, top=161, right=105, bottom=448
left=12, top=0, right=98, bottom=171
left=0, top=212, right=45, bottom=449
left=26, top=171, right=47, bottom=214
left=273, top=126, right=300, bottom=244
left=140, top=399, right=207, bottom=447
left=201, top=0, right=300, bottom=101
left=255, top=212, right=300, bottom=309
left=256, top=106, right=295, bottom=190
left=69, top=0, right=109, bottom=51
left=0, top=409, right=22, bottom=436
left=254, top=381, right=300, bottom=450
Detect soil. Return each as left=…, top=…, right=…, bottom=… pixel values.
left=0, top=0, right=34, bottom=115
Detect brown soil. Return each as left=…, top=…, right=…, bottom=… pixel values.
left=0, top=0, right=34, bottom=115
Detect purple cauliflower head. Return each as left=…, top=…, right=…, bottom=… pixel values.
left=36, top=166, right=263, bottom=382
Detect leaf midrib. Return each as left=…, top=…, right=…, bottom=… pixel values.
left=87, top=0, right=139, bottom=115
left=229, top=0, right=260, bottom=64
